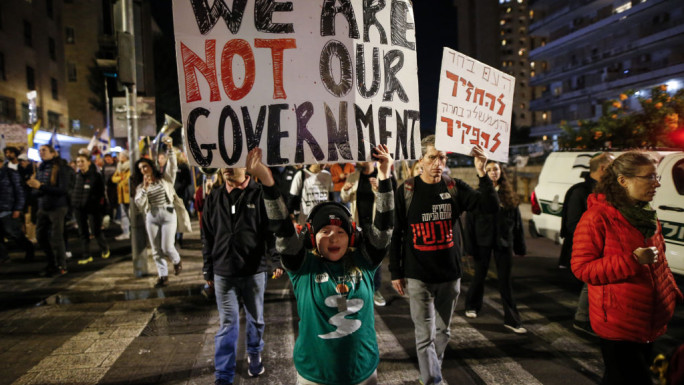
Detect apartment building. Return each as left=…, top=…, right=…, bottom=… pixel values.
left=528, top=0, right=684, bottom=138
left=0, top=0, right=69, bottom=131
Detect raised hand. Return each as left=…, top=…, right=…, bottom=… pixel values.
left=374, top=144, right=393, bottom=181
left=471, top=145, right=487, bottom=178
left=246, top=148, right=275, bottom=187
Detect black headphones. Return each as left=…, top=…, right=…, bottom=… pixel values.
left=302, top=201, right=358, bottom=249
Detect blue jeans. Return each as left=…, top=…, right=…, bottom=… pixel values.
left=214, top=272, right=267, bottom=383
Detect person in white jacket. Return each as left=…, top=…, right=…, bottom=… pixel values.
left=133, top=136, right=182, bottom=287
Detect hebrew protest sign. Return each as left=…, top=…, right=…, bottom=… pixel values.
left=172, top=0, right=421, bottom=167
left=435, top=48, right=514, bottom=163
left=0, top=124, right=29, bottom=149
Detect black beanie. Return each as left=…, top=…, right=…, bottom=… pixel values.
left=310, top=204, right=352, bottom=237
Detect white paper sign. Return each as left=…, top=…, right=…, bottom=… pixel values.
left=173, top=0, right=421, bottom=167
left=0, top=124, right=29, bottom=148
left=435, top=48, right=514, bottom=163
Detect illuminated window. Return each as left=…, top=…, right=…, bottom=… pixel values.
left=500, top=19, right=507, bottom=26
left=530, top=61, right=535, bottom=69
left=530, top=70, right=535, bottom=77
left=518, top=48, right=526, bottom=56
left=615, top=2, right=632, bottom=13
left=502, top=40, right=507, bottom=46
left=542, top=112, right=548, bottom=120
left=506, top=7, right=512, bottom=13
left=529, top=10, right=534, bottom=19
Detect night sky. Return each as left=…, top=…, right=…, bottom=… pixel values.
left=151, top=1, right=461, bottom=136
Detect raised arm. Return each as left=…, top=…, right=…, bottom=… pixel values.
left=362, top=145, right=394, bottom=266
left=247, top=148, right=306, bottom=270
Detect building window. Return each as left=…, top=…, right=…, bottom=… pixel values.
left=71, top=119, right=81, bottom=131
left=46, top=0, right=54, bottom=19
left=0, top=4, right=4, bottom=30
left=47, top=111, right=60, bottom=130
left=26, top=66, right=35, bottom=90
left=65, top=27, right=75, bottom=44
left=24, top=20, right=32, bottom=47
left=0, top=96, right=16, bottom=121
left=0, top=53, right=5, bottom=81
left=49, top=38, right=56, bottom=61
left=51, top=78, right=58, bottom=100
left=67, top=62, right=77, bottom=82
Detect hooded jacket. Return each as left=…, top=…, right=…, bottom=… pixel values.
left=572, top=194, right=682, bottom=343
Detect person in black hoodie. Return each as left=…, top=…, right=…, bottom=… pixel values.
left=71, top=153, right=109, bottom=265
left=27, top=145, right=72, bottom=276
left=202, top=165, right=282, bottom=385
left=464, top=161, right=527, bottom=333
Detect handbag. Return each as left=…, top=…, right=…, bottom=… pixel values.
left=173, top=193, right=193, bottom=233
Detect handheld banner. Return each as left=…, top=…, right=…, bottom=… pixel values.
left=435, top=47, right=514, bottom=163
left=172, top=0, right=421, bottom=167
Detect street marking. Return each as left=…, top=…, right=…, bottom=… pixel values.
left=11, top=302, right=155, bottom=385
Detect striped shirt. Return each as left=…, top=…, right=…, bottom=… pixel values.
left=146, top=182, right=168, bottom=208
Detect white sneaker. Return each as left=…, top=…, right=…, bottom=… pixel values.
left=115, top=233, right=130, bottom=241
left=373, top=291, right=386, bottom=306
left=504, top=324, right=528, bottom=334
left=465, top=310, right=477, bottom=318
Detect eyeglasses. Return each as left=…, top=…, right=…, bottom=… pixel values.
left=632, top=174, right=661, bottom=182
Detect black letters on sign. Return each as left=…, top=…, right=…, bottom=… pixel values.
left=383, top=49, right=408, bottom=102
left=320, top=40, right=354, bottom=97
left=356, top=44, right=380, bottom=98
left=390, top=0, right=415, bottom=50
left=255, top=0, right=294, bottom=33
left=218, top=105, right=243, bottom=165
left=378, top=106, right=393, bottom=147
left=295, top=102, right=325, bottom=163
left=324, top=101, right=353, bottom=162
left=354, top=104, right=376, bottom=161
left=187, top=107, right=217, bottom=167
left=395, top=109, right=419, bottom=159
left=242, top=106, right=267, bottom=152
left=267, top=104, right=290, bottom=165
left=189, top=0, right=248, bottom=35
left=320, top=0, right=360, bottom=38
left=363, top=0, right=387, bottom=44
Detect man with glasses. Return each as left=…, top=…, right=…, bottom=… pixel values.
left=559, top=152, right=614, bottom=335
left=389, top=135, right=499, bottom=385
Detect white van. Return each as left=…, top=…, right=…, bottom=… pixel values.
left=530, top=151, right=684, bottom=275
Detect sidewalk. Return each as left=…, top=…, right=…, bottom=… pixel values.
left=0, top=219, right=206, bottom=310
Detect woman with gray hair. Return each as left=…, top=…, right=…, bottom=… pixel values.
left=572, top=151, right=682, bottom=385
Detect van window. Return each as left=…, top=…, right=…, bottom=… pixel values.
left=673, top=160, right=684, bottom=195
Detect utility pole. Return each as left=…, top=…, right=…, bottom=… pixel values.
left=118, top=0, right=148, bottom=277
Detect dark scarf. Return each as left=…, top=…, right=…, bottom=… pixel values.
left=618, top=201, right=658, bottom=239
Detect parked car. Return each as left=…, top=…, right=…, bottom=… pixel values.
left=530, top=151, right=684, bottom=275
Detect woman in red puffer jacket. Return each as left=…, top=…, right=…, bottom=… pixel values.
left=572, top=151, right=683, bottom=385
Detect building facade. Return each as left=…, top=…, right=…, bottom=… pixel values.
left=528, top=0, right=684, bottom=138
left=499, top=0, right=532, bottom=130
left=0, top=0, right=69, bottom=131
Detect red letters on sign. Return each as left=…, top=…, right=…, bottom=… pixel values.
left=221, top=39, right=256, bottom=101
left=181, top=40, right=221, bottom=103
left=254, top=39, right=297, bottom=99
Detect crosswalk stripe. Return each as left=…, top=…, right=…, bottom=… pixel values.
left=12, top=302, right=155, bottom=385
left=376, top=311, right=422, bottom=384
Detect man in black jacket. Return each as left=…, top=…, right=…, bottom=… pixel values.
left=202, top=166, right=282, bottom=385
left=389, top=135, right=498, bottom=385
left=559, top=152, right=613, bottom=335
left=27, top=145, right=72, bottom=276
left=0, top=159, right=34, bottom=263
left=72, top=154, right=109, bottom=265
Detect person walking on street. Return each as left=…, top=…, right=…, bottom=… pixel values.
left=389, top=135, right=499, bottom=385
left=464, top=161, right=527, bottom=333
left=341, top=160, right=397, bottom=307
left=572, top=151, right=682, bottom=385
left=71, top=153, right=110, bottom=265
left=202, top=163, right=282, bottom=385
left=0, top=156, right=34, bottom=263
left=133, top=136, right=182, bottom=287
left=248, top=144, right=394, bottom=385
left=559, top=152, right=613, bottom=335
left=27, top=145, right=72, bottom=276
left=288, top=164, right=333, bottom=225
left=102, top=153, right=118, bottom=229
left=111, top=151, right=131, bottom=240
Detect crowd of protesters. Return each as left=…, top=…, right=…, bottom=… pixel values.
left=3, top=131, right=680, bottom=385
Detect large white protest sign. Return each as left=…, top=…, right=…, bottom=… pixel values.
left=173, top=0, right=421, bottom=167
left=435, top=48, right=514, bottom=163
